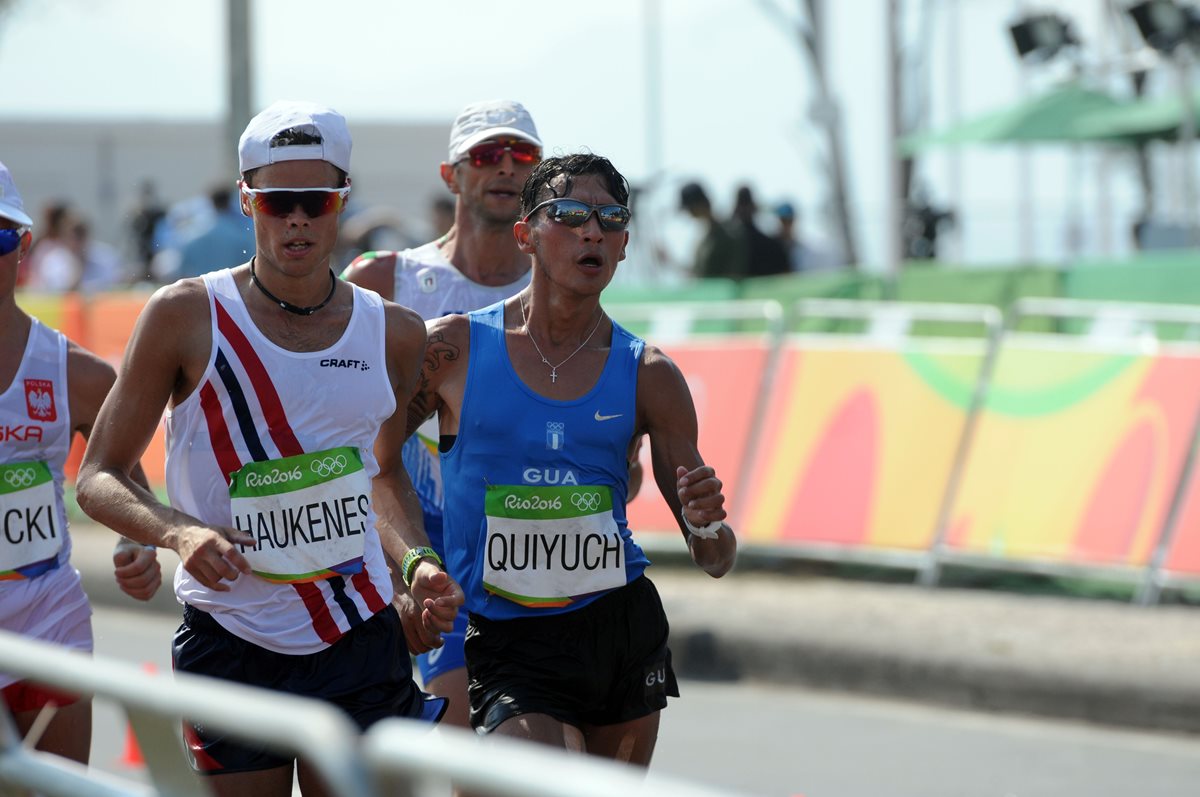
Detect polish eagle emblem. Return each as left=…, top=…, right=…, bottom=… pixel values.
left=24, top=379, right=56, bottom=421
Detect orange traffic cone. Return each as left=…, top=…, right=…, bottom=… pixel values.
left=118, top=722, right=144, bottom=768
left=116, top=663, right=157, bottom=768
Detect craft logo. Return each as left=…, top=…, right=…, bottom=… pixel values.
left=24, top=380, right=55, bottom=421
left=546, top=421, right=565, bottom=451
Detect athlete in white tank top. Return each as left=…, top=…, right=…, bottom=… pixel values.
left=0, top=319, right=87, bottom=684
left=165, top=268, right=396, bottom=654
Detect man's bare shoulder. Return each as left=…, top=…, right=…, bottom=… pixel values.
left=380, top=299, right=425, bottom=339
left=139, top=278, right=211, bottom=328
left=342, top=251, right=398, bottom=300
left=426, top=311, right=470, bottom=346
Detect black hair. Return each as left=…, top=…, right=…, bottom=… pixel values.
left=519, top=153, right=630, bottom=217
left=242, top=127, right=348, bottom=188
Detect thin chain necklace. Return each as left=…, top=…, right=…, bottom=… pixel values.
left=520, top=296, right=604, bottom=383
left=250, top=258, right=337, bottom=316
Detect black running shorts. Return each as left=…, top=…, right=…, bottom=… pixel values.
left=173, top=603, right=443, bottom=774
left=465, top=575, right=680, bottom=733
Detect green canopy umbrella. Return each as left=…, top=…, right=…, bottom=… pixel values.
left=899, top=83, right=1130, bottom=155
left=1072, top=91, right=1200, bottom=142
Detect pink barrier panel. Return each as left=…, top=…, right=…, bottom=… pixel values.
left=1163, top=458, right=1200, bottom=576
left=625, top=340, right=773, bottom=537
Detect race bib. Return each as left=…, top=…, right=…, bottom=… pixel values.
left=483, top=484, right=625, bottom=608
left=229, top=447, right=371, bottom=584
left=0, top=461, right=63, bottom=581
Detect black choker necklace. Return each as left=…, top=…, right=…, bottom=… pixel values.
left=249, top=259, right=337, bottom=316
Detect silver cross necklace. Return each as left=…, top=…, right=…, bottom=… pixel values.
left=520, top=296, right=605, bottom=383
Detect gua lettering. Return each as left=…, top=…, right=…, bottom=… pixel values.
left=234, top=494, right=368, bottom=552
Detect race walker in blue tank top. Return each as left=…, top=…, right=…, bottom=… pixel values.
left=440, top=300, right=651, bottom=620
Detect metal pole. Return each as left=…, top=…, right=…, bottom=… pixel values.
left=946, top=0, right=964, bottom=263
left=917, top=311, right=1008, bottom=588
left=1177, top=47, right=1197, bottom=244
left=643, top=0, right=664, bottom=180
left=1136, top=400, right=1200, bottom=605
left=885, top=0, right=904, bottom=283
left=226, top=0, right=253, bottom=176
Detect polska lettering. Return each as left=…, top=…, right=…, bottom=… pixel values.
left=503, top=493, right=563, bottom=512
left=244, top=466, right=304, bottom=489
left=0, top=425, right=43, bottom=442
left=488, top=531, right=621, bottom=573
left=3, top=504, right=56, bottom=545
left=234, top=494, right=368, bottom=552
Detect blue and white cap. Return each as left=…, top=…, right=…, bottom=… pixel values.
left=0, top=161, right=33, bottom=227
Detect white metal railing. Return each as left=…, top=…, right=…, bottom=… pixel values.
left=363, top=720, right=749, bottom=797
left=0, top=631, right=748, bottom=797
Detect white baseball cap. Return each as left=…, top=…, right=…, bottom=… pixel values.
left=0, top=161, right=33, bottom=228
left=238, top=100, right=352, bottom=175
left=447, top=100, right=542, bottom=163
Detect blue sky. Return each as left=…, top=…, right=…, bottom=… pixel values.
left=0, top=0, right=1171, bottom=269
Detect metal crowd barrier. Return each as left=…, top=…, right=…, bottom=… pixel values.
left=0, top=632, right=748, bottom=797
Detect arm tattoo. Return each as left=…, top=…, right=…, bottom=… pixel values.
left=405, top=331, right=460, bottom=438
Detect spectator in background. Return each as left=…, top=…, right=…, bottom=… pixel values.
left=127, top=180, right=166, bottom=283
left=69, top=219, right=126, bottom=292
left=679, top=181, right=744, bottom=280
left=774, top=201, right=844, bottom=273
left=23, top=202, right=81, bottom=292
left=175, top=185, right=254, bottom=279
left=730, top=185, right=789, bottom=278
left=429, top=195, right=454, bottom=239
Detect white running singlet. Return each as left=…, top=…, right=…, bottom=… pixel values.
left=165, top=269, right=396, bottom=654
left=390, top=241, right=530, bottom=545
left=0, top=319, right=91, bottom=688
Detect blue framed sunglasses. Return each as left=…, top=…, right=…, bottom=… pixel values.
left=0, top=227, right=30, bottom=257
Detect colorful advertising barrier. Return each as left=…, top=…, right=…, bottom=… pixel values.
left=948, top=340, right=1200, bottom=569
left=737, top=340, right=986, bottom=551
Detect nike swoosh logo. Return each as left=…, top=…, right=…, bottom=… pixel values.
left=594, top=411, right=623, bottom=422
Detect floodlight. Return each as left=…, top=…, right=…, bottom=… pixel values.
left=1009, top=13, right=1080, bottom=62
left=1127, top=0, right=1193, bottom=52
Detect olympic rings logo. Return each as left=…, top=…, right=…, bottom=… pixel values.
left=571, top=492, right=602, bottom=512
left=3, top=468, right=36, bottom=488
left=311, top=454, right=348, bottom=478
left=546, top=422, right=565, bottom=433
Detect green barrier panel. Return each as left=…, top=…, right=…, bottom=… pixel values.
left=1065, top=252, right=1200, bottom=303
left=895, top=266, right=1062, bottom=336
left=603, top=278, right=739, bottom=304
left=603, top=279, right=741, bottom=336
left=1063, top=254, right=1200, bottom=340
left=738, top=272, right=884, bottom=332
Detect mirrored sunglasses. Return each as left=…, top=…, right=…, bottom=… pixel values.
left=522, top=198, right=632, bottom=232
left=241, top=186, right=350, bottom=218
left=0, top=227, right=30, bottom=257
left=464, top=140, right=542, bottom=168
